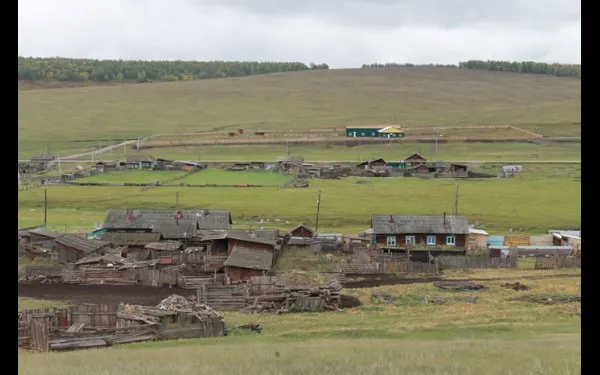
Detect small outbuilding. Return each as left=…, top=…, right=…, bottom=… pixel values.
left=468, top=228, right=489, bottom=250
left=289, top=224, right=316, bottom=238
left=55, top=234, right=110, bottom=264
left=224, top=246, right=273, bottom=282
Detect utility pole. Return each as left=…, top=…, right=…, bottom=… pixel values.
left=91, top=147, right=95, bottom=163
left=137, top=137, right=140, bottom=151
left=454, top=184, right=460, bottom=216
left=435, top=135, right=438, bottom=153
left=315, top=190, right=322, bottom=234
left=176, top=192, right=179, bottom=206
left=394, top=116, right=397, bottom=125
left=18, top=169, right=21, bottom=188
left=44, top=189, right=48, bottom=228
left=57, top=154, right=62, bottom=175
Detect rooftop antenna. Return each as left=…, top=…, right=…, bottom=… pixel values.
left=453, top=184, right=460, bottom=216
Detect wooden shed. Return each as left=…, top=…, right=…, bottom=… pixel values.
left=226, top=231, right=276, bottom=254
left=100, top=232, right=161, bottom=259
left=55, top=235, right=110, bottom=264
left=289, top=224, right=315, bottom=238
left=144, top=241, right=183, bottom=261
left=224, top=246, right=273, bottom=282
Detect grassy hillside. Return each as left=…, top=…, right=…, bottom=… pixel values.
left=18, top=68, right=580, bottom=158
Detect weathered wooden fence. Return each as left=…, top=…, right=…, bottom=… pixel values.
left=340, top=261, right=439, bottom=275
left=23, top=265, right=64, bottom=277
left=535, top=256, right=581, bottom=269
left=18, top=304, right=120, bottom=351
left=196, top=285, right=247, bottom=310
left=437, top=256, right=518, bottom=270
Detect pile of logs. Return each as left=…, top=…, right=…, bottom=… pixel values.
left=18, top=275, right=62, bottom=284
left=242, top=274, right=342, bottom=314
left=48, top=326, right=158, bottom=351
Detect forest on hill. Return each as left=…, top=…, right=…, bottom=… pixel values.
left=17, top=57, right=329, bottom=83
left=18, top=57, right=580, bottom=85
left=362, top=60, right=581, bottom=78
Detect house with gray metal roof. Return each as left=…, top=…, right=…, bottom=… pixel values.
left=371, top=214, right=469, bottom=249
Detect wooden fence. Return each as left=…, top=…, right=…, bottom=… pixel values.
left=437, top=256, right=518, bottom=270
left=340, top=261, right=439, bottom=275
left=196, top=285, right=248, bottom=310
left=535, top=256, right=581, bottom=269
left=18, top=304, right=119, bottom=351
left=23, top=265, right=64, bottom=277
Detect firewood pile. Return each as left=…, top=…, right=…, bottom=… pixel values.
left=156, top=295, right=223, bottom=318
left=18, top=275, right=62, bottom=284
left=242, top=272, right=342, bottom=314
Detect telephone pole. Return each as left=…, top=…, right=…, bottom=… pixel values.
left=44, top=189, right=48, bottom=228
left=315, top=190, right=322, bottom=234
left=454, top=184, right=460, bottom=215
left=176, top=192, right=179, bottom=206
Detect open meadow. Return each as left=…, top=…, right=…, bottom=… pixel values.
left=18, top=67, right=580, bottom=158
left=18, top=172, right=580, bottom=234
left=130, top=141, right=582, bottom=162
left=18, top=268, right=581, bottom=375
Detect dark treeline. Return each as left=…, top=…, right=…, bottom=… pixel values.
left=18, top=57, right=329, bottom=83
left=362, top=60, right=581, bottom=78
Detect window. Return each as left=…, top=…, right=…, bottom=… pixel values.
left=405, top=236, right=416, bottom=245
left=386, top=236, right=397, bottom=247
left=361, top=132, right=365, bottom=136
left=446, top=235, right=456, bottom=246
left=426, top=235, right=436, bottom=245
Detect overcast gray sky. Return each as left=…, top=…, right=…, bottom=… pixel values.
left=18, top=0, right=580, bottom=68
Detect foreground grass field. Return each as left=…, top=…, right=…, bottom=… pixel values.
left=131, top=141, right=582, bottom=162
left=18, top=175, right=580, bottom=234
left=18, top=269, right=581, bottom=375
left=18, top=68, right=580, bottom=158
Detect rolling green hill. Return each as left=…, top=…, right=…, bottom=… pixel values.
left=18, top=67, right=580, bottom=158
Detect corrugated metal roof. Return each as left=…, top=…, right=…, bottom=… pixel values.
left=100, top=232, right=161, bottom=246
left=224, top=246, right=273, bottom=271
left=56, top=234, right=109, bottom=253
left=371, top=215, right=469, bottom=235
left=102, top=209, right=232, bottom=230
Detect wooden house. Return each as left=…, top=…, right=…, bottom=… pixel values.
left=120, top=156, right=157, bottom=170
left=28, top=228, right=62, bottom=250
left=449, top=164, right=468, bottom=178
left=409, top=163, right=429, bottom=175
left=403, top=153, right=427, bottom=168
left=95, top=161, right=119, bottom=172
left=100, top=232, right=161, bottom=258
left=356, top=158, right=388, bottom=170
left=144, top=241, right=183, bottom=261
left=226, top=231, right=277, bottom=254
left=371, top=214, right=469, bottom=249
left=550, top=230, right=581, bottom=253
left=289, top=224, right=315, bottom=238
left=468, top=228, right=489, bottom=250
left=55, top=234, right=110, bottom=264
left=223, top=246, right=273, bottom=282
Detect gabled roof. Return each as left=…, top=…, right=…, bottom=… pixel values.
left=290, top=223, right=315, bottom=235
left=56, top=234, right=110, bottom=253
left=29, top=228, right=62, bottom=239
left=125, top=155, right=155, bottom=163
left=404, top=153, right=427, bottom=162
left=158, top=219, right=197, bottom=239
left=100, top=232, right=161, bottom=246
left=357, top=158, right=387, bottom=167
left=224, top=246, right=273, bottom=271
left=469, top=228, right=489, bottom=236
left=102, top=209, right=232, bottom=230
left=227, top=231, right=277, bottom=246
left=371, top=215, right=469, bottom=235
left=378, top=126, right=404, bottom=133
left=145, top=241, right=183, bottom=251
left=345, top=125, right=388, bottom=129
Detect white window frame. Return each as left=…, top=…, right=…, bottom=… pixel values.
left=386, top=235, right=397, bottom=247
left=446, top=235, right=456, bottom=246
left=405, top=235, right=416, bottom=245
left=426, top=235, right=436, bottom=245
